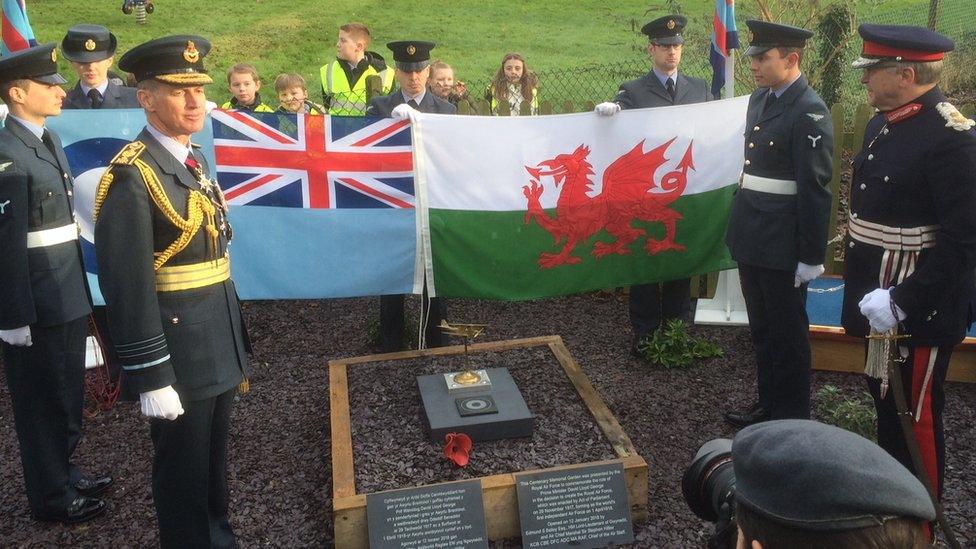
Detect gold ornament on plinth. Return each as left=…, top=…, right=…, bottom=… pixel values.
left=439, top=321, right=487, bottom=386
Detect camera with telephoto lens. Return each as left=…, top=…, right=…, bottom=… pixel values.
left=681, top=438, right=738, bottom=549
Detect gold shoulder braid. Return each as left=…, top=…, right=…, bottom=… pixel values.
left=93, top=141, right=147, bottom=223
left=92, top=140, right=218, bottom=271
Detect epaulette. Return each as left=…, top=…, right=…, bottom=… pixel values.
left=109, top=141, right=146, bottom=166
left=935, top=102, right=976, bottom=132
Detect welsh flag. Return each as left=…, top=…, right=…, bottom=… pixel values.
left=414, top=96, right=749, bottom=300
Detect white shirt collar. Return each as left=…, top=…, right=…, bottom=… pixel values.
left=8, top=115, right=45, bottom=140
left=80, top=80, right=109, bottom=97
left=145, top=123, right=192, bottom=164
left=401, top=89, right=426, bottom=105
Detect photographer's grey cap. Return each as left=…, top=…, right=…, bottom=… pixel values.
left=732, top=420, right=935, bottom=531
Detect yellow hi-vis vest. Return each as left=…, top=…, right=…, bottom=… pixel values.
left=320, top=60, right=394, bottom=116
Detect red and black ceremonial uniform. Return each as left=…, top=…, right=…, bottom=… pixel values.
left=842, top=87, right=976, bottom=498
left=843, top=23, right=976, bottom=501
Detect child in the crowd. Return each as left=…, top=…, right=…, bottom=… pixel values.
left=221, top=63, right=274, bottom=112
left=486, top=52, right=538, bottom=115
left=274, top=73, right=325, bottom=114
left=428, top=60, right=471, bottom=108
left=320, top=22, right=394, bottom=115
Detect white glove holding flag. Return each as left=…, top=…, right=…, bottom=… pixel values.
left=0, top=326, right=31, bottom=346
left=140, top=385, right=185, bottom=420
left=391, top=103, right=420, bottom=123
left=859, top=288, right=907, bottom=332
left=794, top=262, right=825, bottom=287
left=0, top=103, right=9, bottom=122
left=594, top=102, right=621, bottom=116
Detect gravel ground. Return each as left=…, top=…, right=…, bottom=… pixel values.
left=1, top=293, right=974, bottom=547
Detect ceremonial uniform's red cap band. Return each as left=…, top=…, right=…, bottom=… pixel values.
left=862, top=40, right=944, bottom=62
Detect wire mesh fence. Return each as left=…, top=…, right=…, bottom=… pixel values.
left=448, top=0, right=975, bottom=115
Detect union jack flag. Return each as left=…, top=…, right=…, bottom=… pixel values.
left=212, top=111, right=415, bottom=209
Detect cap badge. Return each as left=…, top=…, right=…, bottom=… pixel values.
left=407, top=44, right=416, bottom=56
left=84, top=38, right=97, bottom=51
left=667, top=19, right=676, bottom=30
left=51, top=49, right=57, bottom=62
left=183, top=41, right=200, bottom=63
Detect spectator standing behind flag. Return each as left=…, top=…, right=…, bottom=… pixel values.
left=486, top=52, right=538, bottom=115
left=60, top=24, right=138, bottom=109
left=221, top=63, right=273, bottom=112
left=366, top=40, right=455, bottom=352
left=275, top=73, right=325, bottom=114
left=428, top=59, right=471, bottom=108
left=594, top=14, right=712, bottom=356
left=320, top=22, right=394, bottom=115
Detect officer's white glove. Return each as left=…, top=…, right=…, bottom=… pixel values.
left=858, top=288, right=907, bottom=332
left=0, top=326, right=31, bottom=346
left=140, top=385, right=185, bottom=420
left=205, top=100, right=217, bottom=114
left=0, top=103, right=9, bottom=122
left=794, top=262, right=825, bottom=288
left=594, top=102, right=621, bottom=116
left=391, top=103, right=420, bottom=123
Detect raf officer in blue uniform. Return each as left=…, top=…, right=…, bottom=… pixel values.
left=843, top=24, right=976, bottom=506
left=0, top=44, right=111, bottom=524
left=60, top=24, right=138, bottom=109
left=724, top=21, right=834, bottom=427
left=367, top=41, right=455, bottom=352
left=595, top=14, right=713, bottom=353
left=95, top=35, right=249, bottom=548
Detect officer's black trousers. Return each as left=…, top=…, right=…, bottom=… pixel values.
left=379, top=288, right=446, bottom=352
left=150, top=387, right=236, bottom=549
left=628, top=278, right=692, bottom=341
left=865, top=343, right=951, bottom=500
left=738, top=264, right=811, bottom=419
left=3, top=315, right=88, bottom=517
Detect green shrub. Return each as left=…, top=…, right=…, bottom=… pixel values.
left=815, top=384, right=877, bottom=442
left=637, top=319, right=723, bottom=369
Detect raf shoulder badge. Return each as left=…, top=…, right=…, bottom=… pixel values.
left=936, top=102, right=975, bottom=131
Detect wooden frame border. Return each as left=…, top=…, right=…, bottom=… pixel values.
left=810, top=327, right=976, bottom=383
left=329, top=335, right=648, bottom=548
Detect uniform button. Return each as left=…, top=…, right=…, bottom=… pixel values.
left=884, top=176, right=890, bottom=182
left=769, top=141, right=774, bottom=146
left=754, top=126, right=760, bottom=131
left=867, top=154, right=874, bottom=160
left=749, top=143, right=755, bottom=148
left=849, top=241, right=855, bottom=248
left=47, top=191, right=53, bottom=197
left=171, top=316, right=180, bottom=325
left=744, top=160, right=751, bottom=166
left=63, top=172, right=69, bottom=179
left=860, top=183, right=867, bottom=190
left=883, top=128, right=889, bottom=134
left=67, top=190, right=73, bottom=197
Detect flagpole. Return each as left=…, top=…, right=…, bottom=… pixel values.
left=723, top=50, right=735, bottom=99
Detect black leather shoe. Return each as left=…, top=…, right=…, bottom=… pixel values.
left=75, top=475, right=114, bottom=497
left=36, top=496, right=106, bottom=524
left=724, top=402, right=770, bottom=428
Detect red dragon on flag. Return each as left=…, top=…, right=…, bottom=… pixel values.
left=522, top=138, right=694, bottom=269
